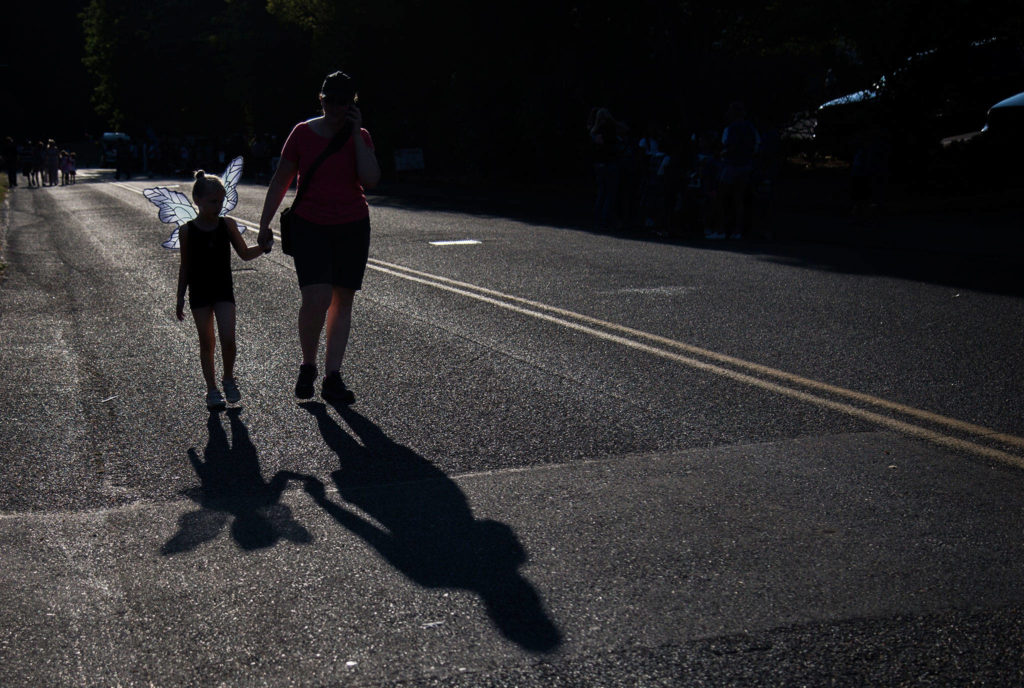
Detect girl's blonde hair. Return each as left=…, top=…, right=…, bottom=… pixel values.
left=191, top=170, right=225, bottom=202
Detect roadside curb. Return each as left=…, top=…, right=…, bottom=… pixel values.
left=370, top=179, right=1024, bottom=265
left=0, top=186, right=9, bottom=283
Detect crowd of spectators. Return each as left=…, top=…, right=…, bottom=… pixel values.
left=108, top=133, right=282, bottom=181
left=2, top=137, right=78, bottom=188
left=7, top=116, right=785, bottom=240
left=586, top=103, right=782, bottom=239
left=2, top=132, right=284, bottom=188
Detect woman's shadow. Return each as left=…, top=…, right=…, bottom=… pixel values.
left=162, top=408, right=312, bottom=554
left=294, top=401, right=562, bottom=653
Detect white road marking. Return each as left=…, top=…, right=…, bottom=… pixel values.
left=109, top=179, right=1024, bottom=467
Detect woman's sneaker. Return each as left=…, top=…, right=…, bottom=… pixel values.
left=321, top=371, right=355, bottom=404
left=295, top=364, right=317, bottom=399
left=206, top=388, right=226, bottom=411
left=222, top=377, right=241, bottom=403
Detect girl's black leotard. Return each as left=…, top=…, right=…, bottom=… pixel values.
left=185, top=219, right=234, bottom=309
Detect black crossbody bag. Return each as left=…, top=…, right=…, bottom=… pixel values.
left=279, top=123, right=353, bottom=255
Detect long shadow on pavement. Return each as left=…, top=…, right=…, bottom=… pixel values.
left=293, top=401, right=563, bottom=654
left=161, top=408, right=313, bottom=554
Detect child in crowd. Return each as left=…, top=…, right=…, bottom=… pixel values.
left=176, top=170, right=267, bottom=410
left=31, top=141, right=44, bottom=187
left=690, top=131, right=721, bottom=238
left=60, top=151, right=70, bottom=185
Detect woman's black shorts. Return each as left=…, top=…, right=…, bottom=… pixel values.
left=290, top=214, right=371, bottom=289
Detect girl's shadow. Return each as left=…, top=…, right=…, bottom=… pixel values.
left=162, top=408, right=312, bottom=554
left=295, top=401, right=562, bottom=653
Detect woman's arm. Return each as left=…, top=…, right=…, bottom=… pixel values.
left=225, top=217, right=265, bottom=261
left=176, top=227, right=189, bottom=321
left=353, top=128, right=381, bottom=189
left=257, top=157, right=298, bottom=249
left=346, top=105, right=380, bottom=189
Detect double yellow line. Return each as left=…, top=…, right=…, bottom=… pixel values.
left=114, top=177, right=1022, bottom=468
left=368, top=258, right=1024, bottom=470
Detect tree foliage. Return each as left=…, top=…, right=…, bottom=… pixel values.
left=67, top=0, right=1024, bottom=181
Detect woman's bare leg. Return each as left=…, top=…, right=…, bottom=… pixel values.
left=298, top=284, right=332, bottom=366
left=324, top=287, right=355, bottom=374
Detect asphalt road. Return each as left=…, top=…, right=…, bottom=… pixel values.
left=2, top=170, right=1023, bottom=686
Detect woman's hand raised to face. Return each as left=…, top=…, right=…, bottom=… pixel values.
left=344, top=103, right=362, bottom=130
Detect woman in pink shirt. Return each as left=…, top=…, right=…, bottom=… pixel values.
left=258, top=71, right=381, bottom=403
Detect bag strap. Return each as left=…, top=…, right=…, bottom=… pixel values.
left=292, top=123, right=353, bottom=209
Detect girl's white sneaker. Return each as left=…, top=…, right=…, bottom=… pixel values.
left=222, top=377, right=241, bottom=404
left=206, top=388, right=226, bottom=411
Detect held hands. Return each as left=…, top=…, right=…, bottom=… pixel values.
left=257, top=225, right=274, bottom=253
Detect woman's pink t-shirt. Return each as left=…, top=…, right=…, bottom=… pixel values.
left=281, top=120, right=374, bottom=225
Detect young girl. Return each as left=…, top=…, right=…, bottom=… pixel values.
left=60, top=150, right=70, bottom=185
left=177, top=170, right=266, bottom=410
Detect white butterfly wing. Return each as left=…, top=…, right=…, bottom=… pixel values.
left=161, top=226, right=181, bottom=250
left=144, top=187, right=198, bottom=225
left=144, top=187, right=197, bottom=251
left=220, top=156, right=243, bottom=218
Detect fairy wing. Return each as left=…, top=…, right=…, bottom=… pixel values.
left=144, top=186, right=197, bottom=225
left=161, top=226, right=182, bottom=250
left=220, top=156, right=243, bottom=219
left=144, top=186, right=197, bottom=251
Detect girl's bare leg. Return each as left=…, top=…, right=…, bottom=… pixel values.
left=213, top=301, right=237, bottom=380
left=192, top=306, right=218, bottom=391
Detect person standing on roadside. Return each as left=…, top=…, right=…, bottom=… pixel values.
left=18, top=140, right=34, bottom=187
left=716, top=102, right=760, bottom=240
left=32, top=141, right=45, bottom=187
left=257, top=70, right=381, bottom=404
left=45, top=139, right=60, bottom=187
left=588, top=106, right=628, bottom=230
left=2, top=137, right=18, bottom=187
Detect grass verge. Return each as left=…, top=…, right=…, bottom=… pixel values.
left=0, top=173, right=8, bottom=277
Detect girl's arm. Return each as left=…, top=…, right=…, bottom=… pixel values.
left=225, top=218, right=264, bottom=261
left=176, top=227, right=189, bottom=321
left=257, top=157, right=298, bottom=250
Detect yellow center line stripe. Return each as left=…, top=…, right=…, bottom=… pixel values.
left=368, top=259, right=1024, bottom=468
left=115, top=179, right=1021, bottom=466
